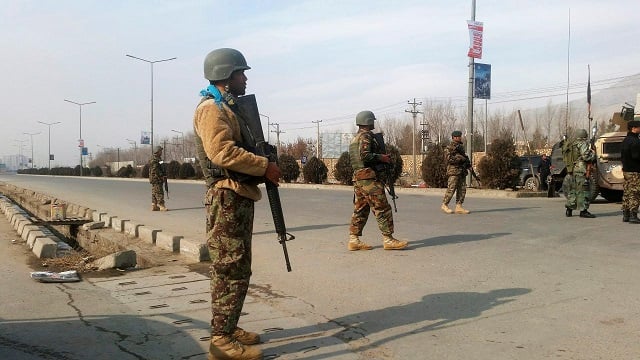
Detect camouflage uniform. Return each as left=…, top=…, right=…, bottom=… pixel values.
left=443, top=140, right=468, bottom=206
left=349, top=129, right=393, bottom=237
left=564, top=137, right=595, bottom=213
left=194, top=87, right=268, bottom=338
left=148, top=153, right=165, bottom=208
left=621, top=127, right=640, bottom=221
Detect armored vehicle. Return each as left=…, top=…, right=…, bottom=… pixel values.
left=547, top=103, right=634, bottom=202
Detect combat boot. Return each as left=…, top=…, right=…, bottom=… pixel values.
left=629, top=211, right=640, bottom=224
left=579, top=210, right=595, bottom=218
left=623, top=209, right=630, bottom=222
left=455, top=203, right=470, bottom=214
left=348, top=234, right=373, bottom=251
left=159, top=205, right=168, bottom=211
left=233, top=327, right=260, bottom=345
left=151, top=204, right=160, bottom=211
left=441, top=203, right=453, bottom=214
left=208, top=335, right=262, bottom=360
left=382, top=235, right=408, bottom=250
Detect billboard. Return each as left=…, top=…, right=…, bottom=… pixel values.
left=141, top=131, right=151, bottom=145
left=467, top=20, right=484, bottom=59
left=474, top=63, right=491, bottom=100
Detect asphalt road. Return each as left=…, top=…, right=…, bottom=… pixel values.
left=1, top=174, right=639, bottom=359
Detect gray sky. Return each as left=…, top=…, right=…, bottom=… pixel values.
left=2, top=0, right=639, bottom=167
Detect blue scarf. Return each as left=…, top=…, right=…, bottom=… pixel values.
left=199, top=85, right=223, bottom=105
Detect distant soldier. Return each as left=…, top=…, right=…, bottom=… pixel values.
left=562, top=129, right=595, bottom=218
left=441, top=130, right=471, bottom=214
left=149, top=146, right=167, bottom=211
left=348, top=110, right=408, bottom=251
left=621, top=120, right=640, bottom=223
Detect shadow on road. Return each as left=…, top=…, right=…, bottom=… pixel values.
left=253, top=223, right=349, bottom=236
left=470, top=206, right=538, bottom=214
left=409, top=232, right=511, bottom=249
left=263, top=287, right=531, bottom=359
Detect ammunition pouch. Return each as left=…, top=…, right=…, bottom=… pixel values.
left=202, top=141, right=264, bottom=187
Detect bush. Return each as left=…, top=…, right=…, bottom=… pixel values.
left=91, top=166, right=103, bottom=177
left=193, top=159, right=204, bottom=179
left=165, top=160, right=181, bottom=179
left=178, top=162, right=196, bottom=179
left=302, top=156, right=328, bottom=184
left=116, top=165, right=135, bottom=178
left=333, top=152, right=353, bottom=185
left=279, top=154, right=300, bottom=183
left=477, top=137, right=521, bottom=189
left=422, top=144, right=448, bottom=188
left=142, top=163, right=150, bottom=178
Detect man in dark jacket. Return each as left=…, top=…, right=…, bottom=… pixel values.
left=620, top=120, right=640, bottom=223
left=538, top=154, right=551, bottom=190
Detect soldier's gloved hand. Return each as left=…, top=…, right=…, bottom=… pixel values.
left=264, top=162, right=281, bottom=185
left=380, top=154, right=391, bottom=163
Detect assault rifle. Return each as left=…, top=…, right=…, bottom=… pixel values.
left=236, top=94, right=293, bottom=272
left=456, top=145, right=481, bottom=187
left=372, top=132, right=398, bottom=212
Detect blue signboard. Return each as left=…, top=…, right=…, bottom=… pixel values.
left=474, top=63, right=491, bottom=100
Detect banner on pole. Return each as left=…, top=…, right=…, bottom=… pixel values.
left=467, top=20, right=484, bottom=59
left=140, top=131, right=151, bottom=145
left=473, top=63, right=491, bottom=99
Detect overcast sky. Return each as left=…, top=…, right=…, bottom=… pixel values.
left=2, top=0, right=640, bottom=167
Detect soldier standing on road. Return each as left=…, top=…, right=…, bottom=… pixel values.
left=194, top=48, right=281, bottom=360
left=620, top=120, right=640, bottom=223
left=148, top=146, right=167, bottom=211
left=563, top=129, right=596, bottom=218
left=538, top=154, right=551, bottom=191
left=348, top=110, right=408, bottom=251
left=441, top=130, right=471, bottom=214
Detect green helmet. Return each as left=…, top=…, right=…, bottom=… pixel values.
left=356, top=110, right=376, bottom=126
left=576, top=129, right=588, bottom=139
left=203, top=48, right=251, bottom=81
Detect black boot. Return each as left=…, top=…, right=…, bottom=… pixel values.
left=629, top=211, right=640, bottom=224
left=623, top=209, right=630, bottom=222
left=565, top=207, right=573, bottom=217
left=579, top=210, right=595, bottom=218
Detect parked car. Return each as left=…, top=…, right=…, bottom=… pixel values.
left=518, top=155, right=543, bottom=190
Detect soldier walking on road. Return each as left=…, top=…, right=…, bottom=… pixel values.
left=348, top=110, right=408, bottom=251
left=621, top=120, right=640, bottom=223
left=441, top=130, right=471, bottom=214
left=148, top=146, right=167, bottom=211
left=194, top=48, right=281, bottom=360
left=562, top=129, right=596, bottom=218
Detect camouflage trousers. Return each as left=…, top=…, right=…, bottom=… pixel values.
left=204, top=187, right=254, bottom=335
left=622, top=172, right=640, bottom=212
left=564, top=173, right=590, bottom=211
left=349, top=179, right=394, bottom=236
left=151, top=183, right=165, bottom=206
left=443, top=175, right=467, bottom=205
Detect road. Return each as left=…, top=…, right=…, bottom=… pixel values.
left=0, top=174, right=639, bottom=359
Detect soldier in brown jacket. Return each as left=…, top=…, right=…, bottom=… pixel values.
left=194, top=48, right=280, bottom=360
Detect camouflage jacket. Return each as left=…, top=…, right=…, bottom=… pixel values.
left=445, top=141, right=469, bottom=176
left=148, top=155, right=165, bottom=185
left=572, top=139, right=595, bottom=175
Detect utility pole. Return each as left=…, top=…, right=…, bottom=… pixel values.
left=23, top=132, right=41, bottom=169
left=405, top=99, right=423, bottom=184
left=467, top=0, right=477, bottom=187
left=312, top=120, right=322, bottom=159
left=270, top=123, right=283, bottom=154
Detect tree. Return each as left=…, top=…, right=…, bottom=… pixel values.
left=279, top=153, right=300, bottom=183
left=421, top=144, right=448, bottom=188
left=302, top=156, right=328, bottom=184
left=477, top=131, right=521, bottom=189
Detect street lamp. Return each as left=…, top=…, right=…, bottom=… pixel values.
left=259, top=113, right=270, bottom=143
left=64, top=99, right=96, bottom=176
left=38, top=121, right=61, bottom=172
left=13, top=140, right=28, bottom=170
left=23, top=132, right=41, bottom=169
left=126, top=54, right=177, bottom=157
left=126, top=138, right=138, bottom=166
left=171, top=129, right=184, bottom=158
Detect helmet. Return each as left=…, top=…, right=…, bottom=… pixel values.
left=154, top=146, right=163, bottom=153
left=576, top=129, right=588, bottom=139
left=203, top=48, right=251, bottom=81
left=451, top=130, right=462, bottom=137
left=355, top=110, right=376, bottom=126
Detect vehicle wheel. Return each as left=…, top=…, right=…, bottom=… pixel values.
left=600, top=188, right=623, bottom=202
left=524, top=176, right=540, bottom=191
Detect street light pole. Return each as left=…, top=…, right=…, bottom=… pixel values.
left=38, top=121, right=61, bottom=172
left=126, top=139, right=138, bottom=167
left=171, top=129, right=184, bottom=159
left=64, top=99, right=96, bottom=176
left=23, top=132, right=41, bottom=169
left=126, top=54, right=177, bottom=158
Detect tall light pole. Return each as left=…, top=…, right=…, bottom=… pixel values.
left=13, top=140, right=27, bottom=170
left=259, top=113, right=270, bottom=143
left=38, top=121, right=61, bottom=172
left=126, top=54, right=177, bottom=157
left=23, top=132, right=41, bottom=169
left=126, top=139, right=138, bottom=167
left=64, top=99, right=96, bottom=176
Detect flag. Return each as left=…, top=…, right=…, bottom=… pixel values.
left=587, top=65, right=591, bottom=115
